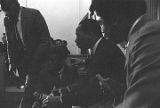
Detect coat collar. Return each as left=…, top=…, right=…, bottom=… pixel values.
left=93, top=37, right=107, bottom=56
left=92, top=37, right=103, bottom=55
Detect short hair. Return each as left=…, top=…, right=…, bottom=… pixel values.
left=49, top=39, right=70, bottom=61
left=79, top=19, right=102, bottom=36
left=0, top=0, right=19, bottom=11
left=90, top=0, right=146, bottom=23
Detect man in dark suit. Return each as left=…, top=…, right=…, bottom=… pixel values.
left=90, top=0, right=160, bottom=108
left=0, top=0, right=51, bottom=107
left=75, top=19, right=126, bottom=107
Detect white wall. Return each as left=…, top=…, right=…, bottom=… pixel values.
left=26, top=0, right=91, bottom=54
left=0, top=0, right=91, bottom=54
left=79, top=0, right=91, bottom=19
left=19, top=0, right=27, bottom=6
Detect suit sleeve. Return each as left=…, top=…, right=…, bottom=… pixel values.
left=28, top=10, right=51, bottom=75
left=60, top=66, right=83, bottom=106
left=91, top=45, right=125, bottom=102
left=124, top=21, right=160, bottom=108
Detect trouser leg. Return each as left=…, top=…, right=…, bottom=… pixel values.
left=0, top=54, right=7, bottom=107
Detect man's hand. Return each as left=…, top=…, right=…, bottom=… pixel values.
left=96, top=74, right=110, bottom=89
left=96, top=73, right=126, bottom=104
left=32, top=101, right=41, bottom=108
left=42, top=95, right=62, bottom=108
left=8, top=62, right=17, bottom=76
left=96, top=74, right=116, bottom=96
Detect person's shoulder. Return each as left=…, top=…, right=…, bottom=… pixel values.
left=98, top=37, right=111, bottom=48
left=102, top=37, right=115, bottom=45
left=130, top=14, right=160, bottom=37
left=140, top=20, right=160, bottom=35
left=21, top=6, right=41, bottom=14
left=102, top=38, right=125, bottom=58
left=102, top=38, right=119, bottom=50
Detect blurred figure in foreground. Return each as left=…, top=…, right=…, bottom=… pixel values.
left=90, top=0, right=160, bottom=107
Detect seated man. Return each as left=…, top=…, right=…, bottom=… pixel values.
left=75, top=19, right=126, bottom=107
left=32, top=39, right=81, bottom=108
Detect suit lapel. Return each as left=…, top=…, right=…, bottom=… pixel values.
left=21, top=7, right=27, bottom=45
left=129, top=14, right=152, bottom=37
left=94, top=37, right=106, bottom=57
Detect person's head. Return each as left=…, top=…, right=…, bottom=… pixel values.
left=47, top=39, right=70, bottom=72
left=0, top=0, right=20, bottom=20
left=75, top=19, right=102, bottom=51
left=90, top=0, right=146, bottom=43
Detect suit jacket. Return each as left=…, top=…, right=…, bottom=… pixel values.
left=81, top=37, right=126, bottom=107
left=123, top=14, right=160, bottom=108
left=5, top=7, right=51, bottom=76
left=35, top=63, right=80, bottom=107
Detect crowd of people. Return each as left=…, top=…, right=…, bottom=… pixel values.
left=0, top=0, right=160, bottom=108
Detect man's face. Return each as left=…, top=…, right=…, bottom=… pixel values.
left=75, top=25, right=92, bottom=50
left=48, top=53, right=64, bottom=72
left=1, top=0, right=19, bottom=19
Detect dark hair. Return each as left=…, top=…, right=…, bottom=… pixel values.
left=79, top=19, right=102, bottom=37
left=0, top=0, right=20, bottom=11
left=49, top=39, right=70, bottom=61
left=90, top=0, right=146, bottom=24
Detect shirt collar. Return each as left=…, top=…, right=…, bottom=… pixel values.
left=92, top=37, right=103, bottom=55
left=18, top=7, right=22, bottom=21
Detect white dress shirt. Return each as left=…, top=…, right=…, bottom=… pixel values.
left=0, top=11, right=5, bottom=42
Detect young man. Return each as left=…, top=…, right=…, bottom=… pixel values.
left=90, top=0, right=146, bottom=44
left=90, top=0, right=160, bottom=108
left=75, top=19, right=126, bottom=107
left=0, top=0, right=51, bottom=107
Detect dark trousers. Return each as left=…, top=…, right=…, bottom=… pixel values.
left=19, top=75, right=38, bottom=108
left=0, top=53, right=7, bottom=108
